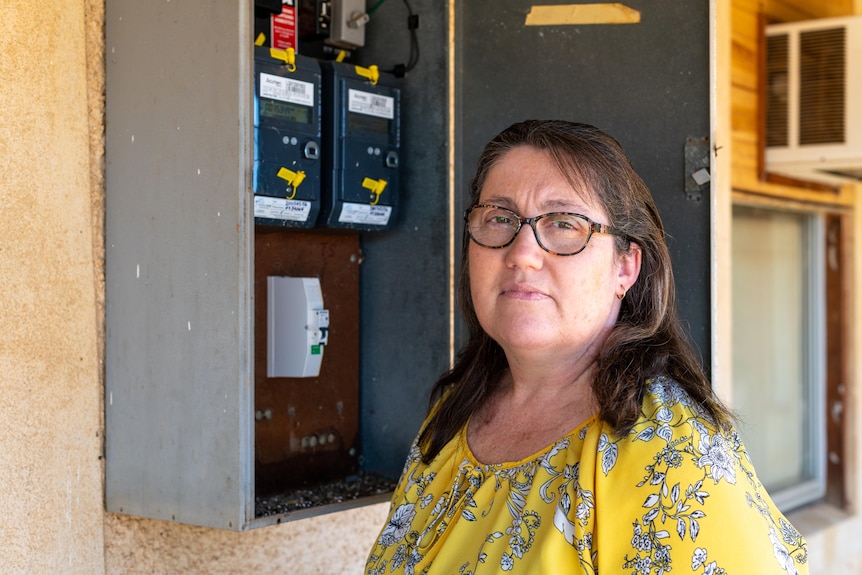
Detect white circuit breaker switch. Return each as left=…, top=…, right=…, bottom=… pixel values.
left=267, top=276, right=330, bottom=378
left=316, top=309, right=330, bottom=345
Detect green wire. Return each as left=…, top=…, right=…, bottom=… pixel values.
left=368, top=0, right=387, bottom=15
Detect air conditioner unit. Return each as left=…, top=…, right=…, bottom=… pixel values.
left=765, top=16, right=862, bottom=185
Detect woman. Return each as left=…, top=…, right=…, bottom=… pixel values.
left=366, top=120, right=808, bottom=574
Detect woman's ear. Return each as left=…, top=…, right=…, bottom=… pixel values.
left=618, top=242, right=642, bottom=292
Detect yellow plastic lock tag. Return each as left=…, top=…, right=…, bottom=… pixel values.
left=277, top=167, right=307, bottom=199
left=269, top=47, right=297, bottom=72
left=354, top=64, right=379, bottom=85
left=361, top=177, right=388, bottom=205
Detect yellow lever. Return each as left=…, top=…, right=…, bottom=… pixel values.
left=270, top=47, right=297, bottom=72
left=354, top=64, right=379, bottom=85
left=362, top=177, right=387, bottom=205
left=277, top=167, right=306, bottom=200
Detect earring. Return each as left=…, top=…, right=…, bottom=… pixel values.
left=616, top=289, right=626, bottom=300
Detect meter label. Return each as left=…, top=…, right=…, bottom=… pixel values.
left=259, top=73, right=315, bottom=107
left=254, top=195, right=312, bottom=222
left=338, top=203, right=392, bottom=226
left=348, top=89, right=394, bottom=119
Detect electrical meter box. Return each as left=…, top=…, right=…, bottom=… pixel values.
left=253, top=46, right=323, bottom=228
left=320, top=61, right=401, bottom=231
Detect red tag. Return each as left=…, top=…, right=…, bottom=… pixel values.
left=271, top=3, right=297, bottom=50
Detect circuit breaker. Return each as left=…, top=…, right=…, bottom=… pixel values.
left=267, top=276, right=329, bottom=378
left=253, top=46, right=323, bottom=228
left=320, top=61, right=401, bottom=230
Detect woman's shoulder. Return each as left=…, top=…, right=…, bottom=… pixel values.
left=592, top=375, right=808, bottom=574
left=588, top=375, right=734, bottom=479
left=585, top=377, right=694, bottom=473
left=642, top=374, right=707, bottom=412
left=635, top=375, right=721, bottom=432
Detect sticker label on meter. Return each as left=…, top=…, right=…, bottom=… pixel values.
left=338, top=203, right=392, bottom=226
left=254, top=195, right=312, bottom=222
left=348, top=89, right=394, bottom=119
left=260, top=73, right=314, bottom=107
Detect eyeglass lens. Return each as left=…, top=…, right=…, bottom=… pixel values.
left=466, top=205, right=594, bottom=255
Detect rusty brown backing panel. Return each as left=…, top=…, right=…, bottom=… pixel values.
left=254, top=228, right=361, bottom=493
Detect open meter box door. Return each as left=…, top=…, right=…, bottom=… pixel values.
left=253, top=46, right=323, bottom=228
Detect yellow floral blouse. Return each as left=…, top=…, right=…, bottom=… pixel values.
left=366, top=376, right=809, bottom=575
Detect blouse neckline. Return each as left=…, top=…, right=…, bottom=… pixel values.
left=459, top=412, right=601, bottom=471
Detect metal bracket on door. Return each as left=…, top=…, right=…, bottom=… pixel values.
left=684, top=137, right=710, bottom=202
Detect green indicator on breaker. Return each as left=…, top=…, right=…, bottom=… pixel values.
left=311, top=345, right=321, bottom=355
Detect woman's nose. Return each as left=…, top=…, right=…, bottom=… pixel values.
left=504, top=223, right=545, bottom=268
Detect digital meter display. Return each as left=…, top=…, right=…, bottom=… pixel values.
left=347, top=112, right=390, bottom=135
left=261, top=98, right=312, bottom=124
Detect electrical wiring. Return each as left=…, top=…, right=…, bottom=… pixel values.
left=374, top=0, right=420, bottom=77
left=367, top=0, right=387, bottom=15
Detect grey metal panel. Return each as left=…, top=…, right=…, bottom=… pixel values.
left=105, top=0, right=255, bottom=529
left=455, top=0, right=712, bottom=368
left=354, top=0, right=453, bottom=477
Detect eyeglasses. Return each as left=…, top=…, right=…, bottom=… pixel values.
left=465, top=204, right=626, bottom=256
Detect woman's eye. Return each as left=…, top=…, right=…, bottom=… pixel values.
left=551, top=219, right=575, bottom=230
left=489, top=215, right=514, bottom=226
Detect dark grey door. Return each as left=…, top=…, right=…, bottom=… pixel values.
left=455, top=0, right=712, bottom=367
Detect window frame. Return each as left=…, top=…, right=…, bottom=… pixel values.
left=730, top=202, right=829, bottom=512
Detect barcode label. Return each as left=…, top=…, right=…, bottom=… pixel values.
left=254, top=195, right=311, bottom=222
left=348, top=89, right=395, bottom=119
left=259, top=73, right=314, bottom=107
left=338, top=202, right=392, bottom=226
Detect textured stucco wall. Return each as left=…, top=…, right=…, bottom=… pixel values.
left=105, top=504, right=389, bottom=574
left=0, top=1, right=106, bottom=573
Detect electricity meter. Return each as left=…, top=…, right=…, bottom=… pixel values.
left=253, top=46, right=323, bottom=228
left=320, top=61, right=401, bottom=231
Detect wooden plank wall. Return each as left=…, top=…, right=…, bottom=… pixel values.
left=730, top=0, right=856, bottom=206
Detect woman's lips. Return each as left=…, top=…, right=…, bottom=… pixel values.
left=500, top=283, right=549, bottom=301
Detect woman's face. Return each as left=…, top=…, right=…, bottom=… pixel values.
left=469, top=146, right=641, bottom=363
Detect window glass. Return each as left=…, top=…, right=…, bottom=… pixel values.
left=731, top=205, right=825, bottom=510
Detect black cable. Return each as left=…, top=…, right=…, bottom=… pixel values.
left=384, top=0, right=420, bottom=78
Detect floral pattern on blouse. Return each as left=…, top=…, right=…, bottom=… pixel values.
left=366, top=376, right=808, bottom=575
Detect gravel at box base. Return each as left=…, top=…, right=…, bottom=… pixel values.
left=255, top=472, right=398, bottom=517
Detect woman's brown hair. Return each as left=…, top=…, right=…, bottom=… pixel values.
left=418, top=120, right=732, bottom=463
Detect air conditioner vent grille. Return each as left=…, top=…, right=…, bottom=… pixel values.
left=799, top=27, right=846, bottom=145
left=766, top=34, right=790, bottom=147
